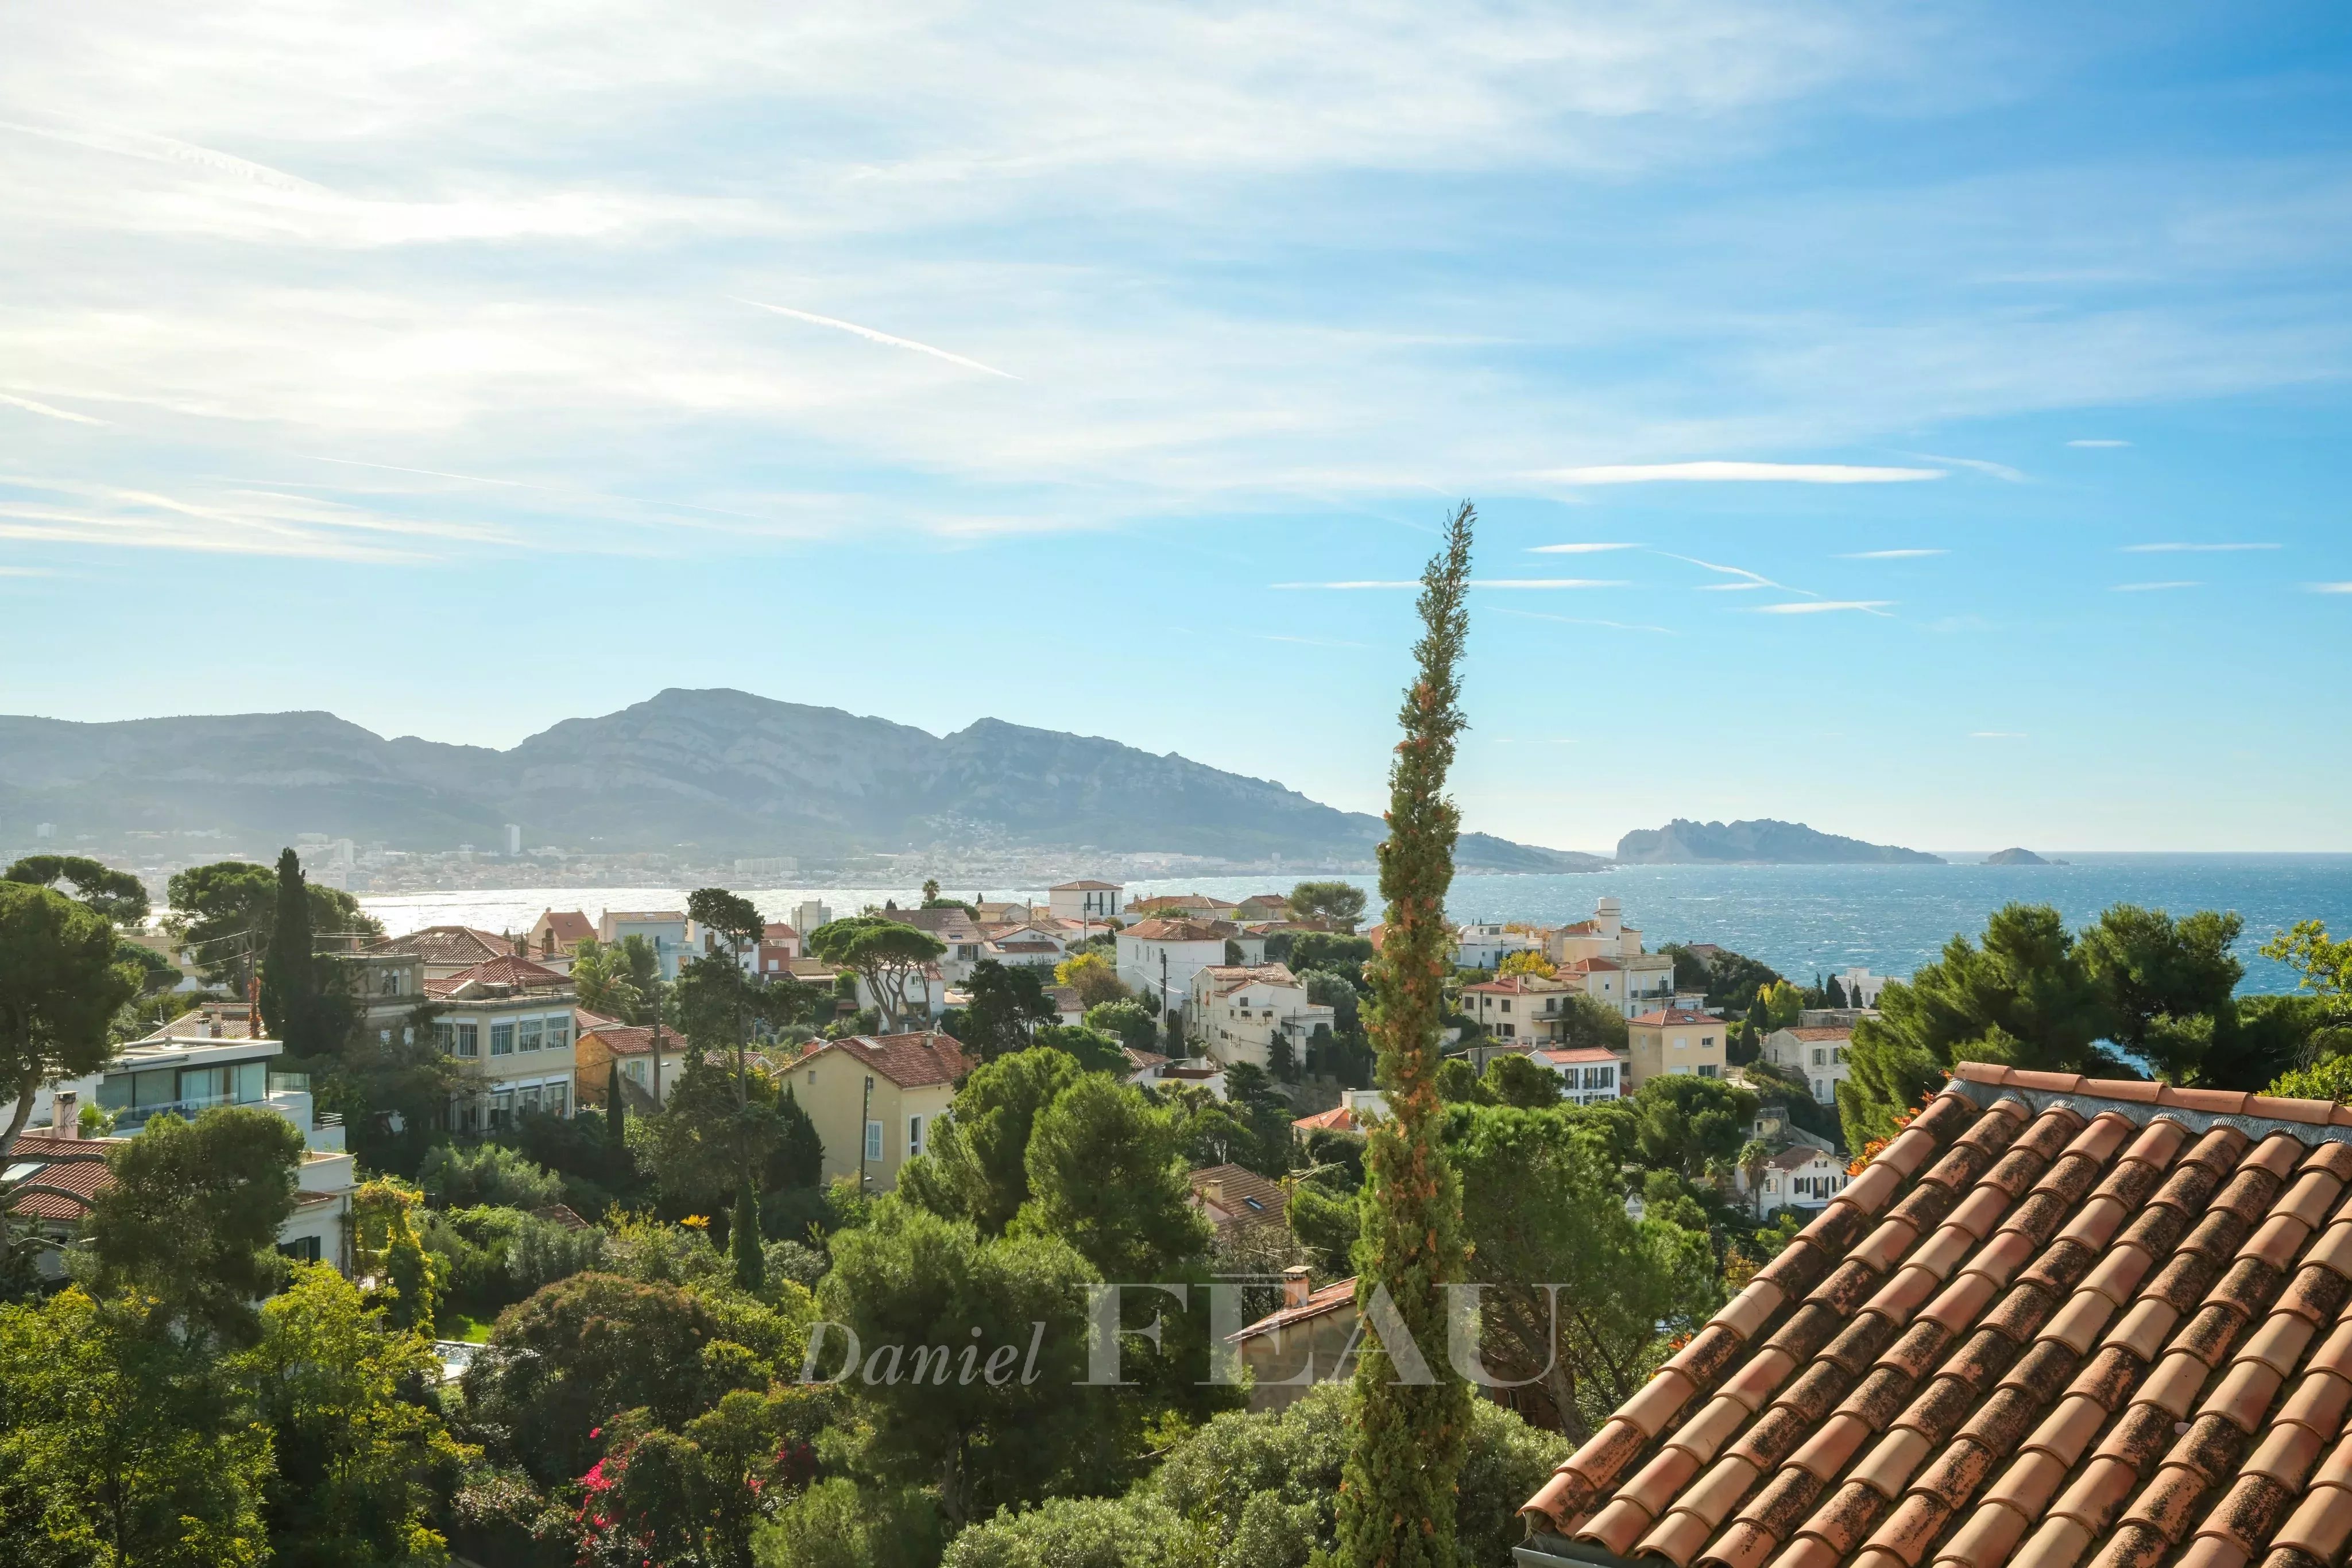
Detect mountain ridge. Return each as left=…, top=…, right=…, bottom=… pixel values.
left=0, top=689, right=1603, bottom=874
left=1615, top=816, right=1944, bottom=865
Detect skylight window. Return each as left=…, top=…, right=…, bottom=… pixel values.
left=2, top=1162, right=47, bottom=1184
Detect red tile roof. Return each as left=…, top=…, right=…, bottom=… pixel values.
left=1231, top=1276, right=1360, bottom=1342
left=1188, top=1163, right=1289, bottom=1234
left=369, top=926, right=514, bottom=965
left=1786, top=1025, right=1859, bottom=1041
left=1293, top=1105, right=1363, bottom=1134
left=532, top=909, right=596, bottom=947
left=2, top=1134, right=113, bottom=1221
left=809, top=1032, right=972, bottom=1090
left=1465, top=974, right=1568, bottom=995
left=1124, top=917, right=1237, bottom=942
left=442, top=954, right=572, bottom=990
left=1537, top=1046, right=1627, bottom=1066
left=1633, top=1008, right=1720, bottom=1027
left=1518, top=1064, right=2352, bottom=1568
left=579, top=1024, right=676, bottom=1058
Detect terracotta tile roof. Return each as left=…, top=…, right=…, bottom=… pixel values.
left=1563, top=956, right=1625, bottom=973
left=531, top=910, right=595, bottom=947
left=1466, top=974, right=1569, bottom=994
left=1051, top=880, right=1122, bottom=891
left=1518, top=1063, right=2352, bottom=1568
left=368, top=926, right=514, bottom=965
left=1293, top=1105, right=1363, bottom=1134
left=581, top=1024, right=675, bottom=1058
left=1123, top=1046, right=1171, bottom=1071
left=1766, top=1143, right=1845, bottom=1172
left=1124, top=917, right=1237, bottom=942
left=574, top=1006, right=622, bottom=1032
left=809, top=1032, right=972, bottom=1090
left=1231, top=1276, right=1360, bottom=1342
left=1634, top=1008, right=1721, bottom=1027
left=761, top=922, right=800, bottom=940
left=1786, top=1026, right=1859, bottom=1042
left=1189, top=1163, right=1289, bottom=1234
left=442, top=954, right=573, bottom=990
left=603, top=911, right=685, bottom=924
left=2, top=1135, right=113, bottom=1221
left=1537, top=1046, right=1627, bottom=1066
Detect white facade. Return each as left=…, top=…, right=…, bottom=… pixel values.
left=434, top=997, right=579, bottom=1132
left=1530, top=1046, right=1628, bottom=1105
left=1456, top=922, right=1541, bottom=971
left=599, top=911, right=690, bottom=980
left=1049, top=880, right=1124, bottom=923
left=1187, top=963, right=1334, bottom=1071
left=1118, top=922, right=1254, bottom=1016
left=33, top=1033, right=346, bottom=1154
left=1747, top=1145, right=1854, bottom=1217
left=1763, top=1026, right=1854, bottom=1105
left=793, top=901, right=834, bottom=938
left=1839, top=967, right=1894, bottom=1007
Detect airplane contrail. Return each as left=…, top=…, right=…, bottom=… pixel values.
left=0, top=390, right=107, bottom=425
left=733, top=297, right=1018, bottom=380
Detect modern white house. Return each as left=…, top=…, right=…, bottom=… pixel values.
left=1456, top=922, right=1542, bottom=970
left=1117, top=918, right=1262, bottom=1017
left=13, top=1030, right=358, bottom=1276
left=1047, top=880, right=1124, bottom=923
left=1460, top=973, right=1582, bottom=1042
left=598, top=910, right=691, bottom=981
left=982, top=923, right=1070, bottom=968
left=1836, top=967, right=1894, bottom=1007
left=1186, top=962, right=1334, bottom=1070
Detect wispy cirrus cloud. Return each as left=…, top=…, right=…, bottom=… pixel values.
left=2122, top=541, right=2279, bottom=553
left=0, top=390, right=107, bottom=425
left=2112, top=580, right=2199, bottom=591
left=733, top=297, right=1020, bottom=380
left=1272, top=578, right=1624, bottom=590
left=1494, top=607, right=1676, bottom=634
left=1528, top=542, right=1640, bottom=553
left=1753, top=599, right=1894, bottom=615
left=2308, top=583, right=2352, bottom=595
left=1909, top=452, right=2024, bottom=482
left=1536, top=460, right=1946, bottom=485
left=1840, top=548, right=1948, bottom=559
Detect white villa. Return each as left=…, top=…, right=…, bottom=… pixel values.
left=1187, top=962, right=1334, bottom=1070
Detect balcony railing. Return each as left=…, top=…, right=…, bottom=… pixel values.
left=110, top=1089, right=327, bottom=1132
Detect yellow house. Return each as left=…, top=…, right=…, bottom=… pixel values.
left=1625, top=1007, right=1727, bottom=1091
left=788, top=1032, right=972, bottom=1193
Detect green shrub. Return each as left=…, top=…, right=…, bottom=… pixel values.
left=755, top=1478, right=941, bottom=1568
left=942, top=1495, right=1214, bottom=1568
left=418, top=1143, right=564, bottom=1210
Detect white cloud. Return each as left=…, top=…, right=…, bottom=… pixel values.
left=1528, top=541, right=1639, bottom=553
left=1536, top=460, right=1946, bottom=485
left=2111, top=580, right=2199, bottom=591
left=1468, top=578, right=1626, bottom=589
left=1840, top=548, right=1947, bottom=559
left=1910, top=452, right=2024, bottom=482
left=1271, top=580, right=1418, bottom=590
left=735, top=298, right=1020, bottom=380
left=1494, top=606, right=1675, bottom=634
left=0, top=390, right=107, bottom=425
left=2067, top=439, right=2131, bottom=448
left=2310, top=583, right=2352, bottom=594
left=1753, top=599, right=1893, bottom=615
left=2121, top=541, right=2279, bottom=553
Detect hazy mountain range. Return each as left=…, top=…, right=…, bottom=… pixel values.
left=0, top=688, right=1603, bottom=873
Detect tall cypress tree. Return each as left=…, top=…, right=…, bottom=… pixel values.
left=1338, top=501, right=1475, bottom=1568
left=731, top=1176, right=764, bottom=1291
left=605, top=1062, right=628, bottom=1148
left=257, top=847, right=313, bottom=1048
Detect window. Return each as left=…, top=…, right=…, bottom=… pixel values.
left=490, top=1087, right=514, bottom=1129
left=277, top=1236, right=321, bottom=1263
left=908, top=1115, right=923, bottom=1157
left=864, top=1121, right=884, bottom=1162
left=456, top=1023, right=479, bottom=1058
left=1500, top=1000, right=1511, bottom=1013
left=235, top=1060, right=265, bottom=1102
left=381, top=969, right=400, bottom=996
left=1812, top=1048, right=1827, bottom=1067
left=519, top=1017, right=544, bottom=1052
left=1500, top=1024, right=1515, bottom=1039
left=1673, top=1035, right=1688, bottom=1050
left=807, top=1069, right=817, bottom=1086
left=1697, top=1063, right=1718, bottom=1079
left=626, top=1059, right=647, bottom=1083
left=490, top=1022, right=514, bottom=1056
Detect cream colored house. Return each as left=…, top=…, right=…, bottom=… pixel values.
left=790, top=1032, right=972, bottom=1193
left=1459, top=973, right=1579, bottom=1042
left=1187, top=962, right=1333, bottom=1070
left=425, top=955, right=579, bottom=1132
left=1545, top=897, right=1678, bottom=1019
left=1626, top=1007, right=1727, bottom=1090
left=1763, top=1025, right=1855, bottom=1105
left=1047, top=880, right=1125, bottom=923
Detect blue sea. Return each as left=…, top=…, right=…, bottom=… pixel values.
left=362, top=854, right=2352, bottom=996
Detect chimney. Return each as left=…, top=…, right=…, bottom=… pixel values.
left=1282, top=1265, right=1312, bottom=1309
left=51, top=1091, right=76, bottom=1140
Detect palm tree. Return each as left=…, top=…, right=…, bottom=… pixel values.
left=1738, top=1138, right=1771, bottom=1217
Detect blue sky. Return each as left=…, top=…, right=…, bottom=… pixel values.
left=3, top=3, right=2350, bottom=853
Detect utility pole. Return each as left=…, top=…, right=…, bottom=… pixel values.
left=858, top=1071, right=873, bottom=1193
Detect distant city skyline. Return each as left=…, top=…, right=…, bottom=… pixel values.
left=3, top=5, right=2349, bottom=852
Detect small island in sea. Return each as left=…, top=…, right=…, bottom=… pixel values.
left=1983, top=846, right=2068, bottom=865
